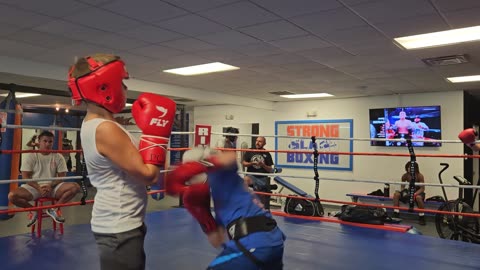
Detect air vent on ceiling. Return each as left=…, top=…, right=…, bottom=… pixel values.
left=422, top=54, right=469, bottom=66
left=268, top=91, right=295, bottom=96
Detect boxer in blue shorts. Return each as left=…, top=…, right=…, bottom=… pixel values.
left=166, top=149, right=285, bottom=269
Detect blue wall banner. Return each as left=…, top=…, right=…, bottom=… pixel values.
left=275, top=119, right=353, bottom=171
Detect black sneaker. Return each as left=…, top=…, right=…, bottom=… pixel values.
left=419, top=216, right=426, bottom=226
left=392, top=212, right=400, bottom=218
left=26, top=211, right=38, bottom=227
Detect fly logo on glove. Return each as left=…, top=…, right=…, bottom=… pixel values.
left=149, top=106, right=170, bottom=127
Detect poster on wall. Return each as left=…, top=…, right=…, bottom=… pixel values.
left=275, top=119, right=353, bottom=171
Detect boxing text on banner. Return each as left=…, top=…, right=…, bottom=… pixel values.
left=195, top=125, right=211, bottom=147
left=275, top=119, right=353, bottom=171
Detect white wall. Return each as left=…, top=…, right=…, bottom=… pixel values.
left=194, top=91, right=465, bottom=203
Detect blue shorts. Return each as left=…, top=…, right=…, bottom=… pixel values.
left=207, top=244, right=284, bottom=270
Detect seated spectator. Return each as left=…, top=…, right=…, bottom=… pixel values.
left=392, top=161, right=426, bottom=225
left=8, top=130, right=81, bottom=226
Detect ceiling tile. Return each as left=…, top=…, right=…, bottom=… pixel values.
left=0, top=23, right=24, bottom=38
left=6, top=30, right=78, bottom=49
left=433, top=0, right=480, bottom=12
left=116, top=51, right=155, bottom=65
left=121, top=25, right=185, bottom=43
left=163, top=0, right=238, bottom=12
left=159, top=54, right=210, bottom=68
left=239, top=20, right=309, bottom=42
left=323, top=25, right=387, bottom=48
left=0, top=39, right=48, bottom=58
left=290, top=7, right=367, bottom=36
left=154, top=14, right=230, bottom=36
left=32, top=43, right=113, bottom=66
left=102, top=0, right=188, bottom=22
left=350, top=0, right=437, bottom=24
left=160, top=38, right=218, bottom=52
left=444, top=7, right=480, bottom=28
left=87, top=33, right=149, bottom=51
left=130, top=45, right=185, bottom=59
left=196, top=30, right=258, bottom=47
left=193, top=49, right=246, bottom=62
left=271, top=35, right=331, bottom=52
left=34, top=20, right=107, bottom=41
left=376, top=14, right=450, bottom=38
left=251, top=0, right=342, bottom=18
left=1, top=0, right=89, bottom=17
left=0, top=4, right=53, bottom=28
left=65, top=7, right=143, bottom=32
left=199, top=1, right=280, bottom=29
left=232, top=42, right=283, bottom=57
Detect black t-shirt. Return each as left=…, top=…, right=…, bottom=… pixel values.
left=243, top=148, right=273, bottom=174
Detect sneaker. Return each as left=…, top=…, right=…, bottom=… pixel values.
left=27, top=211, right=38, bottom=227
left=392, top=212, right=400, bottom=218
left=419, top=216, right=426, bottom=226
left=46, top=208, right=65, bottom=223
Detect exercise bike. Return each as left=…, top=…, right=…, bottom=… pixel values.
left=435, top=163, right=480, bottom=243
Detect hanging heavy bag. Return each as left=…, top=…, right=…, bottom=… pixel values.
left=284, top=196, right=323, bottom=216
left=338, top=205, right=387, bottom=225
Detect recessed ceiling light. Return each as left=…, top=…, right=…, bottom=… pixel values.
left=163, top=62, right=239, bottom=76
left=394, top=25, right=480, bottom=49
left=280, top=93, right=334, bottom=99
left=0, top=92, right=41, bottom=98
left=446, top=75, right=480, bottom=83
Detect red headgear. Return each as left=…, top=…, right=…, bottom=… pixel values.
left=68, top=56, right=129, bottom=113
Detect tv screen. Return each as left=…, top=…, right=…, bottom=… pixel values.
left=369, top=106, right=441, bottom=147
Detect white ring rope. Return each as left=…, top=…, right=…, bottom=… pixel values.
left=3, top=124, right=464, bottom=143
left=0, top=176, right=82, bottom=184
left=0, top=169, right=171, bottom=185
left=211, top=131, right=463, bottom=144
left=2, top=124, right=194, bottom=136
left=238, top=171, right=480, bottom=190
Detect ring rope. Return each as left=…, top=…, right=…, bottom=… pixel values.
left=0, top=168, right=171, bottom=185
left=0, top=189, right=165, bottom=215
left=1, top=124, right=193, bottom=136
left=211, top=147, right=480, bottom=159
left=0, top=149, right=82, bottom=154
left=237, top=171, right=480, bottom=189
left=0, top=176, right=83, bottom=184
left=210, top=131, right=465, bottom=144
left=255, top=191, right=480, bottom=218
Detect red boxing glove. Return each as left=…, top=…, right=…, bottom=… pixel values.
left=132, top=93, right=176, bottom=166
left=183, top=182, right=218, bottom=234
left=165, top=161, right=207, bottom=196
left=459, top=128, right=477, bottom=146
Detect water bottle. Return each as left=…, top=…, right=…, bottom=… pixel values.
left=384, top=183, right=390, bottom=197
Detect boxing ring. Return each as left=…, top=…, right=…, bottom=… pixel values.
left=2, top=104, right=480, bottom=270
left=1, top=207, right=479, bottom=270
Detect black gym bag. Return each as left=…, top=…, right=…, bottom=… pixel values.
left=284, top=197, right=324, bottom=217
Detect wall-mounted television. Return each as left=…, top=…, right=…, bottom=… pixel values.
left=369, top=105, right=441, bottom=147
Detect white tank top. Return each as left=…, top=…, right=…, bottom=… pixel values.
left=81, top=118, right=147, bottom=234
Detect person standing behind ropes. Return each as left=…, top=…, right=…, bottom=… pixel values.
left=68, top=53, right=176, bottom=270
left=9, top=130, right=80, bottom=226
left=243, top=136, right=274, bottom=210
